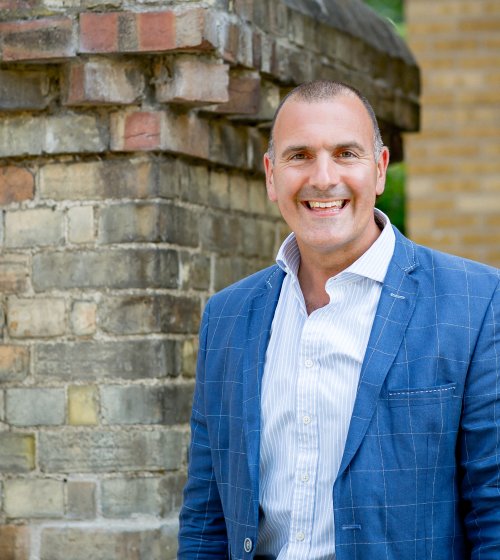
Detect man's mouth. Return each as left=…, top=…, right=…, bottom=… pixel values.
left=305, top=200, right=348, bottom=210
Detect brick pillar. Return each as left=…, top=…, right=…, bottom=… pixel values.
left=0, top=1, right=419, bottom=558
left=405, top=0, right=500, bottom=266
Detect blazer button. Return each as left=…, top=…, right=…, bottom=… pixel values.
left=244, top=537, right=253, bottom=553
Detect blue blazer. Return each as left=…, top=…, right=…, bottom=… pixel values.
left=178, top=229, right=500, bottom=560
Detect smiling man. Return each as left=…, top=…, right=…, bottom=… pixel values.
left=178, top=81, right=500, bottom=560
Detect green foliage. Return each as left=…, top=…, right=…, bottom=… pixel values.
left=362, top=0, right=403, bottom=24
left=376, top=163, right=406, bottom=234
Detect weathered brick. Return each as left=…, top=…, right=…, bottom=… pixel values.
left=208, top=170, right=230, bottom=209
left=155, top=55, right=229, bottom=105
left=70, top=301, right=96, bottom=336
left=0, top=68, right=52, bottom=111
left=0, top=254, right=29, bottom=294
left=63, top=58, right=145, bottom=106
left=0, top=167, right=34, bottom=205
left=100, top=295, right=200, bottom=335
left=0, top=345, right=29, bottom=382
left=229, top=173, right=249, bottom=211
left=4, top=479, right=64, bottom=518
left=209, top=120, right=249, bottom=169
left=68, top=206, right=94, bottom=244
left=5, top=208, right=64, bottom=248
left=79, top=11, right=175, bottom=54
left=205, top=70, right=261, bottom=115
left=39, top=159, right=156, bottom=200
left=6, top=388, right=65, bottom=426
left=41, top=525, right=177, bottom=560
left=0, top=17, right=76, bottom=62
left=32, top=249, right=179, bottom=290
left=200, top=213, right=242, bottom=254
left=0, top=525, right=30, bottom=560
left=101, top=383, right=194, bottom=425
left=110, top=108, right=210, bottom=160
left=68, top=385, right=98, bottom=425
left=7, top=297, right=66, bottom=338
left=98, top=203, right=158, bottom=243
left=35, top=339, right=176, bottom=380
left=0, top=116, right=43, bottom=157
left=66, top=480, right=96, bottom=519
left=101, top=477, right=161, bottom=517
left=158, top=158, right=210, bottom=205
left=44, top=113, right=107, bottom=154
left=39, top=429, right=184, bottom=472
left=159, top=471, right=187, bottom=516
left=0, top=433, right=35, bottom=473
left=179, top=252, right=211, bottom=291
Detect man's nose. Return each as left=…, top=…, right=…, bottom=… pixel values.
left=309, top=154, right=340, bottom=189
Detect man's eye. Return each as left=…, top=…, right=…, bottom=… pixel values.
left=339, top=151, right=355, bottom=158
left=290, top=153, right=307, bottom=160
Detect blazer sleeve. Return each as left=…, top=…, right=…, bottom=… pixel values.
left=459, top=278, right=500, bottom=558
left=178, top=301, right=229, bottom=559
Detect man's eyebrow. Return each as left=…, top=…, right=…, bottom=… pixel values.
left=280, top=141, right=368, bottom=158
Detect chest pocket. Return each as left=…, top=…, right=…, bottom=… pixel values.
left=387, top=382, right=457, bottom=407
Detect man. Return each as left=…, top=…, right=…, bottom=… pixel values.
left=178, top=81, right=500, bottom=559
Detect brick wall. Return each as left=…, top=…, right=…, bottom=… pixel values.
left=405, top=0, right=500, bottom=265
left=0, top=1, right=419, bottom=558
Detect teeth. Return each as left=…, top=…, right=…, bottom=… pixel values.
left=308, top=200, right=345, bottom=209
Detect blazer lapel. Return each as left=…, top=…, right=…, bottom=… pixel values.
left=337, top=230, right=420, bottom=478
left=242, top=266, right=285, bottom=520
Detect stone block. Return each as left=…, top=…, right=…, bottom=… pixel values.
left=0, top=433, right=35, bottom=473
left=35, top=339, right=176, bottom=380
left=4, top=479, right=64, bottom=518
left=41, top=525, right=177, bottom=560
left=208, top=170, right=229, bottom=209
left=0, top=69, right=52, bottom=111
left=98, top=203, right=159, bottom=243
left=0, top=345, right=29, bottom=382
left=159, top=204, right=200, bottom=247
left=100, top=383, right=194, bottom=425
left=68, top=206, right=94, bottom=244
left=39, top=429, right=184, bottom=472
left=66, top=480, right=96, bottom=519
left=0, top=116, right=44, bottom=157
left=0, top=525, right=30, bottom=560
left=70, top=301, right=97, bottom=336
left=205, top=70, right=261, bottom=115
left=155, top=55, right=229, bottom=106
left=32, top=249, right=179, bottom=290
left=7, top=297, right=66, bottom=338
left=5, top=208, right=64, bottom=248
left=209, top=120, right=249, bottom=169
left=39, top=159, right=156, bottom=200
left=180, top=337, right=198, bottom=379
left=100, top=295, right=200, bottom=335
left=179, top=252, right=211, bottom=291
left=159, top=472, right=187, bottom=517
left=101, top=477, right=161, bottom=517
left=67, top=385, right=98, bottom=426
left=63, top=58, right=145, bottom=106
left=0, top=254, right=29, bottom=294
left=0, top=17, right=76, bottom=62
left=0, top=167, right=34, bottom=205
left=229, top=174, right=249, bottom=212
left=6, top=388, right=65, bottom=427
left=200, top=213, right=242, bottom=254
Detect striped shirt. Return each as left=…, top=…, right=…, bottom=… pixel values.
left=256, top=210, right=396, bottom=559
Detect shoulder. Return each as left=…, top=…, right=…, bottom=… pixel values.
left=205, top=264, right=285, bottom=316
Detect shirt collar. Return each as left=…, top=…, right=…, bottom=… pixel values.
left=276, top=209, right=396, bottom=284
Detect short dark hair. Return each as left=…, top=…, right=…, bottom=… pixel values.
left=267, top=80, right=384, bottom=162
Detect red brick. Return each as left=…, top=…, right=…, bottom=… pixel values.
left=79, top=12, right=119, bottom=53
left=0, top=17, right=75, bottom=62
left=62, top=59, right=145, bottom=106
left=0, top=525, right=30, bottom=560
left=116, top=112, right=162, bottom=151
left=0, top=167, right=34, bottom=205
left=137, top=11, right=176, bottom=51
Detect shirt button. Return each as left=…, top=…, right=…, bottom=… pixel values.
left=296, top=531, right=305, bottom=541
left=304, top=358, right=314, bottom=368
left=243, top=537, right=253, bottom=553
left=303, top=415, right=311, bottom=425
left=301, top=473, right=310, bottom=482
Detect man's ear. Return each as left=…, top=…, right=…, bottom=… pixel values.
left=264, top=152, right=277, bottom=202
left=375, top=146, right=390, bottom=197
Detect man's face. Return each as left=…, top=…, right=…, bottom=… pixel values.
left=264, top=95, right=389, bottom=266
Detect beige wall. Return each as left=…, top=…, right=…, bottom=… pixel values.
left=405, top=0, right=500, bottom=266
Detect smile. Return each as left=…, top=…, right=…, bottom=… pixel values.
left=306, top=200, right=348, bottom=210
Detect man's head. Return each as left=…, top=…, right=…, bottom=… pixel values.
left=263, top=80, right=390, bottom=270
left=267, top=81, right=385, bottom=163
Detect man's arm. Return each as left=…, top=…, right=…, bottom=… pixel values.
left=178, top=303, right=229, bottom=559
left=460, top=279, right=500, bottom=558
